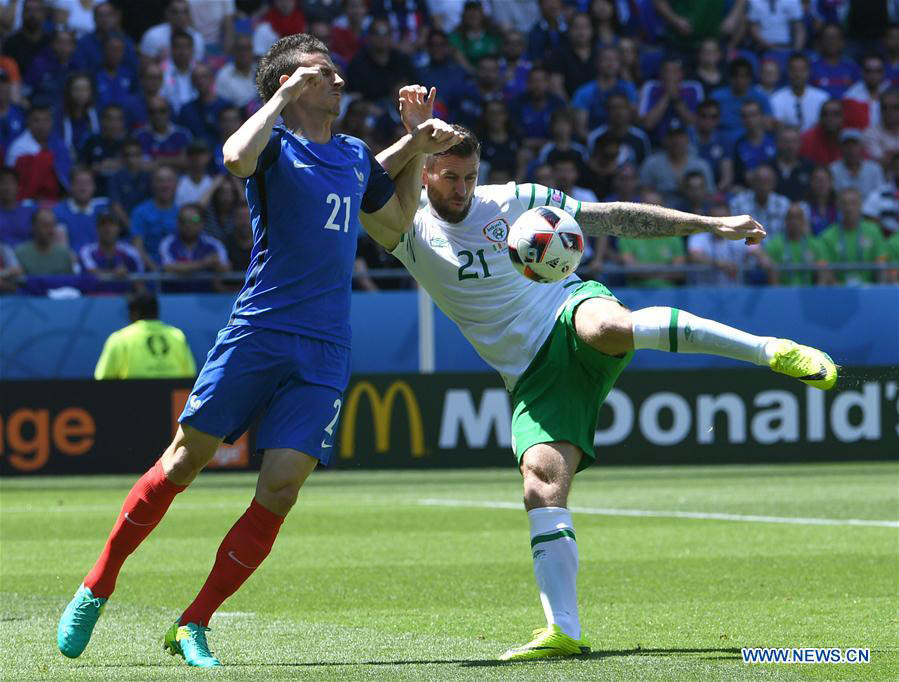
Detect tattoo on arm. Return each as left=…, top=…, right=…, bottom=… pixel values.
left=577, top=202, right=718, bottom=238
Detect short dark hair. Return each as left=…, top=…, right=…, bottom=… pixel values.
left=426, top=124, right=480, bottom=166
left=0, top=167, right=17, bottom=182
left=788, top=52, right=810, bottom=66
left=728, top=57, right=753, bottom=77
left=97, top=212, right=119, bottom=227
left=255, top=33, right=329, bottom=103
left=170, top=28, right=193, bottom=47
left=127, top=292, right=159, bottom=320
left=697, top=98, right=720, bottom=113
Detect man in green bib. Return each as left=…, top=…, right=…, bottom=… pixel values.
left=819, top=188, right=887, bottom=284
left=765, top=203, right=828, bottom=285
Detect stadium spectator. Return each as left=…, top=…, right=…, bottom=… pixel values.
left=864, top=89, right=899, bottom=165
left=586, top=92, right=651, bottom=166
left=0, top=167, right=34, bottom=245
left=607, top=162, right=641, bottom=203
left=799, top=99, right=843, bottom=166
left=135, top=96, right=192, bottom=169
left=527, top=0, right=566, bottom=62
left=346, top=17, right=416, bottom=102
left=80, top=104, right=126, bottom=196
left=536, top=108, right=588, bottom=168
left=225, top=202, right=252, bottom=276
left=478, top=98, right=522, bottom=181
left=25, top=28, right=83, bottom=105
left=617, top=36, right=642, bottom=84
left=369, top=0, right=431, bottom=55
left=843, top=54, right=888, bottom=130
left=687, top=203, right=757, bottom=285
left=764, top=202, right=829, bottom=286
left=863, top=152, right=899, bottom=235
left=3, top=0, right=52, bottom=76
left=108, top=138, right=150, bottom=228
left=14, top=207, right=78, bottom=276
left=210, top=105, right=242, bottom=174
left=810, top=23, right=860, bottom=98
left=805, top=165, right=838, bottom=235
left=5, top=103, right=73, bottom=201
left=497, top=30, right=532, bottom=103
left=450, top=54, right=504, bottom=130
left=79, top=212, right=143, bottom=286
left=186, top=0, right=235, bottom=55
left=588, top=0, right=618, bottom=48
left=548, top=12, right=596, bottom=98
left=0, top=240, right=23, bottom=293
left=176, top=62, right=230, bottom=148
left=202, top=174, right=240, bottom=240
left=747, top=0, right=805, bottom=51
left=335, top=98, right=375, bottom=150
left=93, top=291, right=196, bottom=379
left=417, top=29, right=468, bottom=110
left=122, top=63, right=165, bottom=131
left=888, top=232, right=899, bottom=282
left=830, top=129, right=885, bottom=198
left=94, top=32, right=138, bottom=111
left=261, top=0, right=306, bottom=39
left=693, top=99, right=734, bottom=192
left=690, top=38, right=726, bottom=94
left=0, top=33, right=24, bottom=104
left=54, top=166, right=109, bottom=251
left=330, top=0, right=367, bottom=62
left=214, top=34, right=257, bottom=109
left=638, top=57, right=702, bottom=142
left=0, top=66, right=25, bottom=158
left=514, top=65, right=566, bottom=151
left=617, top=188, right=686, bottom=287
left=758, top=57, right=782, bottom=99
left=773, top=124, right=813, bottom=201
left=175, top=140, right=214, bottom=206
left=730, top=164, right=790, bottom=235
left=734, top=99, right=777, bottom=187
left=56, top=73, right=99, bottom=157
left=53, top=0, right=99, bottom=37
left=639, top=119, right=713, bottom=206
left=160, top=30, right=197, bottom=115
left=676, top=170, right=712, bottom=215
left=74, top=2, right=138, bottom=74
left=819, top=188, right=888, bottom=283
left=130, top=165, right=178, bottom=267
left=584, top=134, right=624, bottom=199
left=139, top=0, right=205, bottom=62
left=572, top=46, right=638, bottom=133
left=770, top=53, right=829, bottom=132
left=653, top=0, right=746, bottom=52
left=711, top=57, right=773, bottom=144
left=884, top=23, right=899, bottom=87
left=159, top=203, right=229, bottom=292
left=449, top=2, right=499, bottom=69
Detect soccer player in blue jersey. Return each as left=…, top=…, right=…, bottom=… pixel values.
left=56, top=34, right=461, bottom=668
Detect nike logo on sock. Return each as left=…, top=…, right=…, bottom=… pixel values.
left=227, top=550, right=258, bottom=569
left=123, top=512, right=156, bottom=526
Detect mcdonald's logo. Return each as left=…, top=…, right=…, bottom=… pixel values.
left=340, top=381, right=425, bottom=458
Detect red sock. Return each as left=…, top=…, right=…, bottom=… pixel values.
left=179, top=499, right=285, bottom=626
left=84, top=460, right=185, bottom=598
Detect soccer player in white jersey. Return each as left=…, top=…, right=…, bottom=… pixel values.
left=364, top=94, right=839, bottom=661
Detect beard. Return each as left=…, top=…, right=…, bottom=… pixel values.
left=426, top=185, right=473, bottom=224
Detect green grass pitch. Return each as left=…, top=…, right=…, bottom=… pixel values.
left=1, top=462, right=896, bottom=681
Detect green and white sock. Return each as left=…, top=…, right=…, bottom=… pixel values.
left=631, top=306, right=775, bottom=366
left=528, top=506, right=580, bottom=640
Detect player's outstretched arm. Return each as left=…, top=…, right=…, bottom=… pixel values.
left=222, top=65, right=324, bottom=178
left=578, top=201, right=767, bottom=244
left=362, top=116, right=461, bottom=250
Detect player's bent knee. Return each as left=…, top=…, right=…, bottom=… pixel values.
left=161, top=425, right=222, bottom=485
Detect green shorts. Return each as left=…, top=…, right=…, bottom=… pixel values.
left=510, top=281, right=632, bottom=472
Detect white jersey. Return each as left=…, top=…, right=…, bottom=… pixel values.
left=391, top=182, right=584, bottom=390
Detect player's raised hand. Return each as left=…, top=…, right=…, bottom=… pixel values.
left=411, top=118, right=463, bottom=155
left=710, top=215, right=767, bottom=245
left=279, top=65, right=326, bottom=101
left=400, top=85, right=436, bottom=133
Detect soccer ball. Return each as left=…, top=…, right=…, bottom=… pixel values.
left=507, top=206, right=585, bottom=283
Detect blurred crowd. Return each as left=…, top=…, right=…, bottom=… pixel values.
left=1, top=0, right=899, bottom=296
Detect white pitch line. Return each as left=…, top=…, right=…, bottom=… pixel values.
left=417, top=499, right=899, bottom=528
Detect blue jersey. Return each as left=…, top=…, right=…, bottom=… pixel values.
left=229, top=126, right=394, bottom=346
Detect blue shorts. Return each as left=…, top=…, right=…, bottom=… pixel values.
left=179, top=325, right=350, bottom=466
